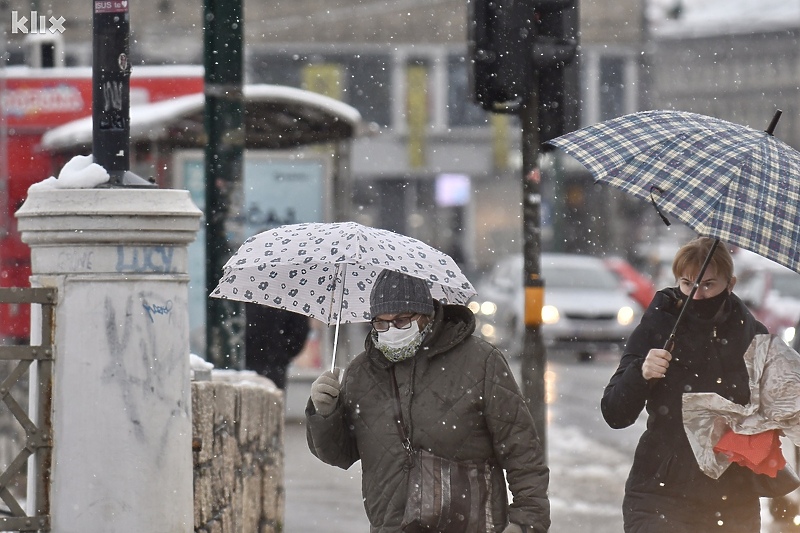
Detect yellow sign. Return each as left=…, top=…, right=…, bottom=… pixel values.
left=524, top=286, right=544, bottom=326
left=491, top=114, right=509, bottom=170
left=406, top=64, right=428, bottom=169
left=302, top=64, right=343, bottom=100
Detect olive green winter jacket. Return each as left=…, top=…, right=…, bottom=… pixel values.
left=306, top=302, right=550, bottom=532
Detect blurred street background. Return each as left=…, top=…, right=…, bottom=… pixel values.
left=3, top=0, right=800, bottom=530
left=4, top=0, right=800, bottom=360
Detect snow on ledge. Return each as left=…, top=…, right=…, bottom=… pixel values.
left=28, top=154, right=109, bottom=193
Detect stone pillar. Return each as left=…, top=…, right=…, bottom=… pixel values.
left=16, top=189, right=202, bottom=533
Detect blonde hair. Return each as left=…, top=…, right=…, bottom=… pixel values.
left=671, top=237, right=734, bottom=283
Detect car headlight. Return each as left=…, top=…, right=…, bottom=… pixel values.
left=467, top=301, right=481, bottom=314
left=782, top=326, right=796, bottom=345
left=480, top=323, right=496, bottom=339
left=541, top=305, right=560, bottom=325
left=480, top=301, right=497, bottom=316
left=617, top=306, right=635, bottom=326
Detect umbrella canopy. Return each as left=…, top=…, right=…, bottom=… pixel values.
left=547, top=109, right=800, bottom=274
left=210, top=221, right=476, bottom=326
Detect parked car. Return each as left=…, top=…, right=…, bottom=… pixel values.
left=470, top=253, right=643, bottom=361
left=603, top=256, right=657, bottom=310
left=734, top=259, right=800, bottom=345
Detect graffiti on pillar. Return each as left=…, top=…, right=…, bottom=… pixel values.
left=102, top=291, right=189, bottom=457
left=57, top=250, right=95, bottom=271
left=103, top=294, right=143, bottom=441
left=142, top=298, right=173, bottom=323
left=103, top=81, right=123, bottom=111
left=115, top=246, right=176, bottom=273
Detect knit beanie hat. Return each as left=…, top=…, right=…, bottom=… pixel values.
left=369, top=270, right=435, bottom=318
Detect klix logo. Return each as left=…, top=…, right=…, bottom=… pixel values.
left=11, top=11, right=66, bottom=34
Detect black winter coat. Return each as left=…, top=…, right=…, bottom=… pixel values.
left=601, top=288, right=768, bottom=533
left=306, top=302, right=550, bottom=532
left=244, top=303, right=309, bottom=389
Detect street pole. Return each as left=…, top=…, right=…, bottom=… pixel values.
left=520, top=79, right=547, bottom=453
left=92, top=0, right=154, bottom=187
left=203, top=0, right=245, bottom=369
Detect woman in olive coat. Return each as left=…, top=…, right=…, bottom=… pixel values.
left=306, top=269, right=550, bottom=532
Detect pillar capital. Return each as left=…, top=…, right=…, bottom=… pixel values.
left=17, top=188, right=202, bottom=247
left=17, top=189, right=202, bottom=276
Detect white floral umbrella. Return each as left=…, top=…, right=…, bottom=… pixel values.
left=210, top=221, right=476, bottom=368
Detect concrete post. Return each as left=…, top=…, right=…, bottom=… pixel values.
left=16, top=188, right=202, bottom=533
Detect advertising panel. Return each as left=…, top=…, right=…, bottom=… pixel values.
left=173, top=150, right=329, bottom=357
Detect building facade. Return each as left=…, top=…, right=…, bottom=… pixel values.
left=651, top=22, right=800, bottom=147
left=1, top=0, right=648, bottom=270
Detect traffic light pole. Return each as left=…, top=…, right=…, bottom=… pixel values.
left=468, top=0, right=578, bottom=456
left=203, top=0, right=245, bottom=369
left=520, top=80, right=547, bottom=453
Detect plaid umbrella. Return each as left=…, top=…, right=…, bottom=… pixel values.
left=210, top=221, right=476, bottom=369
left=547, top=109, right=800, bottom=274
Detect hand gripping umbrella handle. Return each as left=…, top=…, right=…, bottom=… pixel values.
left=662, top=238, right=720, bottom=355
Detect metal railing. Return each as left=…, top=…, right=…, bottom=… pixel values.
left=0, top=288, right=56, bottom=532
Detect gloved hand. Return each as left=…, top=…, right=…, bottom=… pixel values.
left=501, top=524, right=524, bottom=533
left=310, top=368, right=342, bottom=416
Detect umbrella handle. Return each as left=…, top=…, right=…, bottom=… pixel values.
left=330, top=263, right=347, bottom=372
left=649, top=187, right=671, bottom=227
left=662, top=238, right=720, bottom=355
left=331, top=320, right=341, bottom=373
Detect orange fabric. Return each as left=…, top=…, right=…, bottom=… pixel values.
left=713, top=428, right=786, bottom=477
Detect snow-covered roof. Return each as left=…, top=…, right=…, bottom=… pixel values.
left=41, top=84, right=366, bottom=152
left=650, top=0, right=800, bottom=38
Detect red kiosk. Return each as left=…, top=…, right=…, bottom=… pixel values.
left=0, top=65, right=204, bottom=340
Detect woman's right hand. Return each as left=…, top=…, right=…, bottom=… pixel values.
left=642, top=348, right=672, bottom=380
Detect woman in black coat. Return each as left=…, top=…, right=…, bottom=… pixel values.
left=601, top=237, right=768, bottom=532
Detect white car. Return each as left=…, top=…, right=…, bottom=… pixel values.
left=471, top=253, right=643, bottom=361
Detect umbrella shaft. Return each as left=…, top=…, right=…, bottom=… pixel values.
left=663, top=238, right=720, bottom=352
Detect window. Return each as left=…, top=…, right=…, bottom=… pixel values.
left=249, top=52, right=391, bottom=127
left=447, top=55, right=489, bottom=127
left=249, top=54, right=304, bottom=88
left=599, top=56, right=626, bottom=122
left=345, top=54, right=391, bottom=127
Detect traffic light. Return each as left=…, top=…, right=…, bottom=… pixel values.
left=468, top=0, right=579, bottom=142
left=468, top=0, right=536, bottom=112
left=532, top=0, right=579, bottom=146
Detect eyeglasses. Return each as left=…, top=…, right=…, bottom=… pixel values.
left=370, top=314, right=419, bottom=332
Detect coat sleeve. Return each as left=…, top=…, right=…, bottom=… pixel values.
left=600, top=352, right=650, bottom=429
left=484, top=349, right=550, bottom=532
left=305, top=373, right=360, bottom=470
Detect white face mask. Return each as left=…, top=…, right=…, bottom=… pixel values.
left=377, top=321, right=421, bottom=349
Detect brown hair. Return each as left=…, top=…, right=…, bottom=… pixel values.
left=671, top=237, right=734, bottom=283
